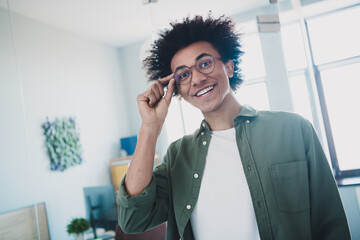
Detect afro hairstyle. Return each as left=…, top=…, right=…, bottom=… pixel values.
left=142, top=14, right=244, bottom=95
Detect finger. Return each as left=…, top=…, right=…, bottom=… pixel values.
left=152, top=87, right=162, bottom=102
left=147, top=90, right=159, bottom=106
left=164, top=78, right=175, bottom=103
left=152, top=89, right=161, bottom=104
left=158, top=73, right=174, bottom=86
left=137, top=93, right=149, bottom=103
left=150, top=84, right=164, bottom=103
left=153, top=81, right=165, bottom=98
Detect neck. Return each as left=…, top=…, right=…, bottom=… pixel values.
left=203, top=93, right=242, bottom=131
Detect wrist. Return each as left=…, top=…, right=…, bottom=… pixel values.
left=140, top=123, right=162, bottom=137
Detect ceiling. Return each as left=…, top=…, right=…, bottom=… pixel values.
left=0, top=0, right=278, bottom=47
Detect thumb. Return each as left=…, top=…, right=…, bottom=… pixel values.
left=164, top=78, right=175, bottom=103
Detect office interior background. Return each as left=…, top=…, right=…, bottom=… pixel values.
left=0, top=0, right=359, bottom=239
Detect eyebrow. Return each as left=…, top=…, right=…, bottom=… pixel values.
left=174, top=53, right=211, bottom=72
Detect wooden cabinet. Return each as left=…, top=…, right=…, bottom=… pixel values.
left=109, top=153, right=161, bottom=195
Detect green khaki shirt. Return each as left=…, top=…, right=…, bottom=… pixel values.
left=117, top=105, right=351, bottom=240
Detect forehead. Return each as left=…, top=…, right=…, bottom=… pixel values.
left=170, top=41, right=220, bottom=71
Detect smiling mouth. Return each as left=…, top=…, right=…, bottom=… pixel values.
left=195, top=85, right=215, bottom=97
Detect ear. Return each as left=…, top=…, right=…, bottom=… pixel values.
left=225, top=60, right=234, bottom=78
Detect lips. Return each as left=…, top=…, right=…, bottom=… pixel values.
left=195, top=85, right=215, bottom=97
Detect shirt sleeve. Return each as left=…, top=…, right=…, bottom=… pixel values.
left=117, top=174, right=157, bottom=210
left=117, top=153, right=170, bottom=234
left=302, top=119, right=351, bottom=240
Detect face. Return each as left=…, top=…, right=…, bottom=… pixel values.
left=170, top=41, right=234, bottom=115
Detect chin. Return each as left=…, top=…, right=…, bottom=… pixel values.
left=198, top=102, right=222, bottom=114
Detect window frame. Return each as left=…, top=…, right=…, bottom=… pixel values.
left=304, top=9, right=360, bottom=185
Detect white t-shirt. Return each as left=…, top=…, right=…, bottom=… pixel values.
left=190, top=128, right=260, bottom=240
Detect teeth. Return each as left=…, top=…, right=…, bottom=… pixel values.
left=196, top=85, right=214, bottom=96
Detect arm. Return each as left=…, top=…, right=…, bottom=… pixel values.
left=303, top=120, right=351, bottom=239
left=117, top=75, right=175, bottom=233
left=125, top=74, right=175, bottom=196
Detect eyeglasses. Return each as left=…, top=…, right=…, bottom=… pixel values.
left=173, top=54, right=222, bottom=85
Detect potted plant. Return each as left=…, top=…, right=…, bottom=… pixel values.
left=66, top=217, right=90, bottom=240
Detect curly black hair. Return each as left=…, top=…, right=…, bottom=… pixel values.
left=143, top=14, right=244, bottom=95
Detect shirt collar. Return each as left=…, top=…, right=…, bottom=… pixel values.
left=196, top=105, right=258, bottom=138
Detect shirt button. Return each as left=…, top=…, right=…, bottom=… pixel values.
left=202, top=141, right=207, bottom=145
left=246, top=120, right=250, bottom=124
left=186, top=204, right=192, bottom=210
left=202, top=122, right=206, bottom=127
left=194, top=173, right=199, bottom=179
left=247, top=165, right=251, bottom=171
left=201, top=132, right=204, bottom=135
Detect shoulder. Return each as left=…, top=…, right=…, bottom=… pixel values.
left=255, top=110, right=310, bottom=127
left=247, top=110, right=314, bottom=139
left=257, top=109, right=306, bottom=122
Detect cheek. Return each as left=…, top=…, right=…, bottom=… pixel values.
left=176, top=87, right=186, bottom=100
left=177, top=84, right=188, bottom=95
left=216, top=73, right=232, bottom=91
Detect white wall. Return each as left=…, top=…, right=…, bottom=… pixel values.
left=0, top=7, right=130, bottom=239
left=117, top=42, right=147, bottom=135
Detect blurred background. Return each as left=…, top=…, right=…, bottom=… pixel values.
left=1, top=0, right=359, bottom=239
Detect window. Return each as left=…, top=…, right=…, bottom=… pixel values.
left=288, top=73, right=313, bottom=123
left=235, top=82, right=270, bottom=111
left=280, top=5, right=360, bottom=182
left=236, top=27, right=270, bottom=110
left=281, top=23, right=313, bottom=122
left=241, top=30, right=266, bottom=80
left=165, top=98, right=185, bottom=143
left=319, top=63, right=360, bottom=171
left=281, top=23, right=307, bottom=72
left=281, top=22, right=323, bottom=147
left=306, top=5, right=360, bottom=181
left=165, top=97, right=203, bottom=142
left=306, top=7, right=360, bottom=65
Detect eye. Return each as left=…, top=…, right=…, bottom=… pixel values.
left=201, top=60, right=211, bottom=68
left=197, top=57, right=214, bottom=70
left=177, top=69, right=191, bottom=80
left=180, top=72, right=189, bottom=79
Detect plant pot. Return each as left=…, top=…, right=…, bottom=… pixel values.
left=73, top=233, right=84, bottom=240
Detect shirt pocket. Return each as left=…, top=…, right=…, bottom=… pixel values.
left=270, top=161, right=310, bottom=213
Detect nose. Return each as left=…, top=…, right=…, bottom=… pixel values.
left=191, top=67, right=207, bottom=86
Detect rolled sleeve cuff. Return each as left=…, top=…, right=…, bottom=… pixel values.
left=117, top=174, right=157, bottom=210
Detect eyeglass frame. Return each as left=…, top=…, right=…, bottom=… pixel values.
left=173, top=54, right=223, bottom=85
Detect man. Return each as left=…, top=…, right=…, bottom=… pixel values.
left=117, top=15, right=351, bottom=240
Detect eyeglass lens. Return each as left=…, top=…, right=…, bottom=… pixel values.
left=174, top=55, right=216, bottom=85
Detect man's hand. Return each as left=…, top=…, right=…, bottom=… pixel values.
left=137, top=74, right=175, bottom=133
